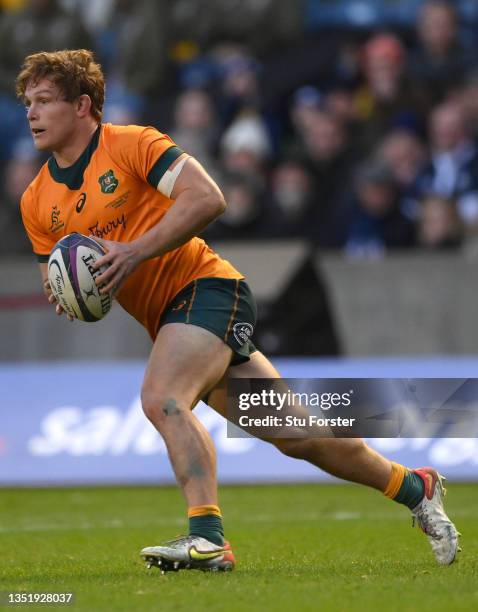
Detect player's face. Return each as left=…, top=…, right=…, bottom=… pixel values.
left=24, top=78, right=78, bottom=152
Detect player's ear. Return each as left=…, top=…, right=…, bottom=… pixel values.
left=77, top=94, right=92, bottom=118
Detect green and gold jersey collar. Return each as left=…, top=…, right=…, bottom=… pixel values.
left=48, top=125, right=101, bottom=190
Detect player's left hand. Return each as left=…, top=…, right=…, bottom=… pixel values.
left=91, top=237, right=142, bottom=295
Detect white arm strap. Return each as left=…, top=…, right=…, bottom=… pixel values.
left=157, top=155, right=189, bottom=198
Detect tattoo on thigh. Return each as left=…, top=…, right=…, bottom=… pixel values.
left=163, top=398, right=181, bottom=417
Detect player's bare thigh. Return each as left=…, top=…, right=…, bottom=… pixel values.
left=141, top=322, right=233, bottom=418
left=205, top=351, right=280, bottom=419
left=206, top=350, right=364, bottom=456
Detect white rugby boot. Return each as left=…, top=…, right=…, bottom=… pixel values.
left=411, top=467, right=461, bottom=565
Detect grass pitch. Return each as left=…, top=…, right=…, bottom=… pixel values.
left=0, top=483, right=477, bottom=612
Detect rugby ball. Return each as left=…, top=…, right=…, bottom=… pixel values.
left=47, top=232, right=112, bottom=322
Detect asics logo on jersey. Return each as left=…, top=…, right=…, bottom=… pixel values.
left=76, top=192, right=87, bottom=213
left=99, top=169, right=119, bottom=194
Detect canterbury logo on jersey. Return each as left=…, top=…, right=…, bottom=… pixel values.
left=89, top=213, right=127, bottom=239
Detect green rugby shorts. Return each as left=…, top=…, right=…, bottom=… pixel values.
left=160, top=277, right=257, bottom=365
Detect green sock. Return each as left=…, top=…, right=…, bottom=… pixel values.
left=394, top=471, right=425, bottom=510
left=189, top=514, right=224, bottom=546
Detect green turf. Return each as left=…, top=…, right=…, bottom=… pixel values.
left=0, top=483, right=477, bottom=612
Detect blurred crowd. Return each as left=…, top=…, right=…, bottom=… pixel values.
left=1, top=0, right=478, bottom=258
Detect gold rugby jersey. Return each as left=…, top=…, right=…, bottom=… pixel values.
left=21, top=123, right=241, bottom=338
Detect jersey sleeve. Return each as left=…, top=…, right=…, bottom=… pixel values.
left=106, top=125, right=185, bottom=192
left=20, top=190, right=55, bottom=262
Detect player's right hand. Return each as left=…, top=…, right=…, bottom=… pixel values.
left=43, top=279, right=74, bottom=322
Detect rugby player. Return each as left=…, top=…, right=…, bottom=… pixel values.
left=17, top=50, right=460, bottom=572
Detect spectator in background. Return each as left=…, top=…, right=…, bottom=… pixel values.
left=409, top=0, right=477, bottom=106
left=63, top=0, right=113, bottom=32
left=99, top=0, right=169, bottom=124
left=202, top=171, right=267, bottom=241
left=417, top=194, right=463, bottom=250
left=288, top=101, right=353, bottom=247
left=0, top=0, right=92, bottom=82
left=458, top=71, right=478, bottom=140
left=168, top=0, right=212, bottom=50
left=345, top=159, right=416, bottom=258
left=377, top=129, right=427, bottom=191
left=350, top=33, right=426, bottom=157
left=325, top=85, right=357, bottom=128
left=0, top=0, right=93, bottom=160
left=0, top=138, right=42, bottom=254
left=215, top=50, right=262, bottom=128
left=208, top=0, right=302, bottom=57
left=213, top=112, right=271, bottom=243
left=214, top=46, right=281, bottom=151
left=322, top=39, right=362, bottom=134
left=165, top=0, right=302, bottom=58
left=329, top=39, right=362, bottom=92
left=289, top=85, right=324, bottom=137
left=169, top=89, right=219, bottom=175
left=375, top=128, right=428, bottom=218
left=268, top=159, right=315, bottom=238
left=220, top=110, right=271, bottom=177
left=299, top=109, right=349, bottom=170
left=410, top=101, right=478, bottom=227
